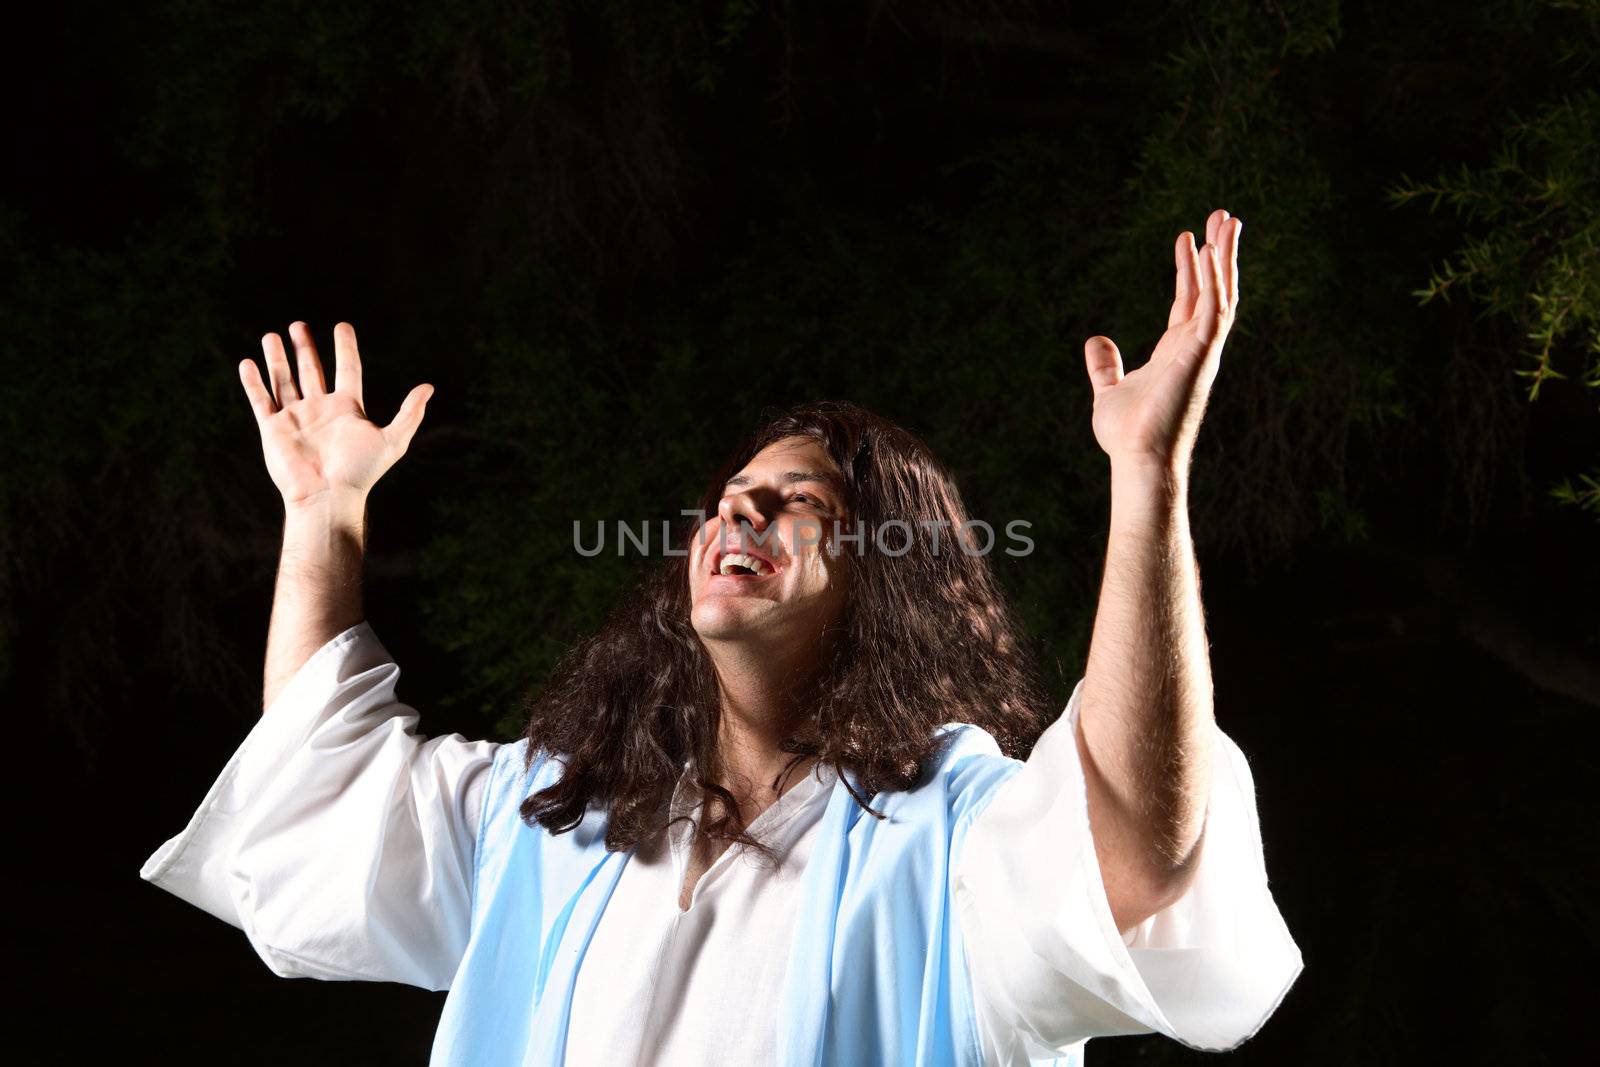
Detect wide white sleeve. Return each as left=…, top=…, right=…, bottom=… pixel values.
left=138, top=622, right=502, bottom=991
left=953, top=678, right=1303, bottom=1057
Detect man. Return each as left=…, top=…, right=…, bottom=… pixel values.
left=142, top=209, right=1301, bottom=1064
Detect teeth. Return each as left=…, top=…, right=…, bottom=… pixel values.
left=719, top=552, right=773, bottom=576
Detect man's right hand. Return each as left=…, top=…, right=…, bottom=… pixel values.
left=240, top=321, right=433, bottom=509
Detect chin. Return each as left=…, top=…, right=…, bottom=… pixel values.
left=690, top=598, right=765, bottom=641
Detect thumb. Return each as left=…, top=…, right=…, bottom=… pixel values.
left=383, top=383, right=434, bottom=455
left=1084, top=336, right=1124, bottom=394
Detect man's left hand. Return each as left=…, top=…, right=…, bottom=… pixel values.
left=1083, top=208, right=1242, bottom=478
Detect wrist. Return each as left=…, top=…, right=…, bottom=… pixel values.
left=283, top=489, right=368, bottom=530
left=282, top=492, right=369, bottom=565
left=1110, top=451, right=1187, bottom=495
left=1108, top=457, right=1187, bottom=536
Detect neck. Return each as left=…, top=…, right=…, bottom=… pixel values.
left=700, top=634, right=826, bottom=814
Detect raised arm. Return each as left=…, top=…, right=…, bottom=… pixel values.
left=953, top=211, right=1300, bottom=1058
left=142, top=323, right=493, bottom=990
left=1077, top=209, right=1242, bottom=931
left=238, top=321, right=432, bottom=710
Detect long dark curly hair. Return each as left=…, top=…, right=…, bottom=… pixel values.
left=518, top=400, right=1057, bottom=862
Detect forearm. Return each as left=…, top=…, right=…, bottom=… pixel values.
left=262, top=492, right=369, bottom=712
left=1077, top=460, right=1214, bottom=927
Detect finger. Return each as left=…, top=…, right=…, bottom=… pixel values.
left=1212, top=234, right=1234, bottom=317
left=262, top=331, right=299, bottom=405
left=238, top=357, right=278, bottom=426
left=1169, top=231, right=1200, bottom=327
left=1227, top=218, right=1242, bottom=308
left=382, top=383, right=435, bottom=455
left=1083, top=336, right=1124, bottom=394
left=1205, top=208, right=1229, bottom=250
left=1195, top=244, right=1225, bottom=345
left=333, top=321, right=363, bottom=405
left=288, top=321, right=327, bottom=396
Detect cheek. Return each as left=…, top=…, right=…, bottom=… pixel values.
left=692, top=518, right=722, bottom=566
left=798, top=547, right=847, bottom=598
left=787, top=517, right=831, bottom=562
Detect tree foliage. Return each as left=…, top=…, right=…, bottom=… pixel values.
left=1389, top=77, right=1600, bottom=514
left=3, top=0, right=1594, bottom=754
left=4, top=1, right=1597, bottom=1062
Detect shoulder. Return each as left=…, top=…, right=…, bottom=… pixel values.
left=930, top=722, right=1025, bottom=824
left=479, top=740, right=570, bottom=815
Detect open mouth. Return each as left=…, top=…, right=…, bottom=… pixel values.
left=717, top=552, right=774, bottom=577
left=711, top=547, right=779, bottom=578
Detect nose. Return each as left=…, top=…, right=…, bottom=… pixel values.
left=717, top=490, right=771, bottom=547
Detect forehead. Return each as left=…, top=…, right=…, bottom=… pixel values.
left=725, top=435, right=844, bottom=489
left=744, top=435, right=832, bottom=470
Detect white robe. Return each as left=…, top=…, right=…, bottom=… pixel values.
left=140, top=622, right=1303, bottom=1063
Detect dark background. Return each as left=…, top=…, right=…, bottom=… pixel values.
left=4, top=0, right=1596, bottom=1063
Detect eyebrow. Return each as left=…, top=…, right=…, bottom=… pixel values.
left=723, top=469, right=846, bottom=496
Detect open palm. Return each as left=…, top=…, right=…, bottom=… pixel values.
left=1085, top=209, right=1242, bottom=473
left=239, top=322, right=433, bottom=507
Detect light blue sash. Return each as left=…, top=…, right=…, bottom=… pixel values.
left=430, top=725, right=1036, bottom=1066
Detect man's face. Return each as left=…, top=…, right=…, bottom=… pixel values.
left=689, top=435, right=850, bottom=652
